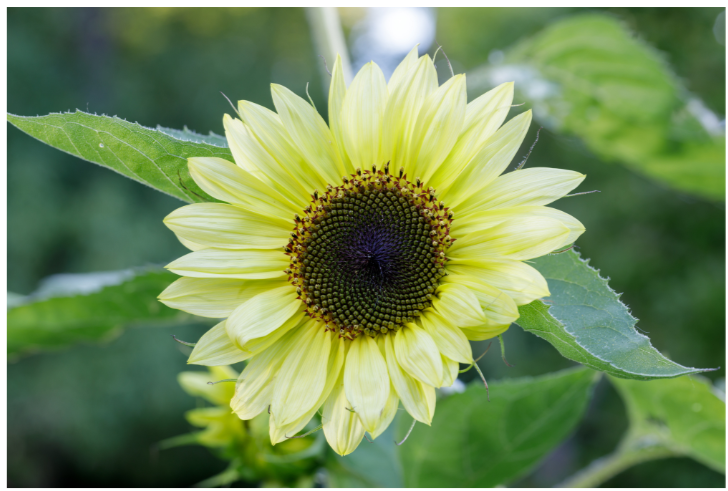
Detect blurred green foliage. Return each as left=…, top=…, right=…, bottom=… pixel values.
left=7, top=6, right=725, bottom=487
left=506, top=15, right=724, bottom=200
left=165, top=366, right=324, bottom=487
left=8, top=268, right=189, bottom=359
left=611, top=375, right=726, bottom=473
left=399, top=368, right=599, bottom=487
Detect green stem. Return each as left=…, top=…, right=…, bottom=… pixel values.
left=194, top=464, right=240, bottom=488
left=305, top=7, right=353, bottom=94
left=557, top=444, right=679, bottom=488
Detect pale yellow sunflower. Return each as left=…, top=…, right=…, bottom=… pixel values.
left=159, top=47, right=585, bottom=456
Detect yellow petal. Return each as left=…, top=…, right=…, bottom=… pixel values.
left=271, top=322, right=332, bottom=426
left=188, top=320, right=250, bottom=366
left=344, top=335, right=390, bottom=433
left=237, top=319, right=301, bottom=358
left=443, top=110, right=532, bottom=209
left=385, top=334, right=436, bottom=425
left=188, top=156, right=298, bottom=219
left=448, top=217, right=571, bottom=261
left=271, top=84, right=345, bottom=183
left=441, top=355, right=459, bottom=388
left=176, top=235, right=208, bottom=252
left=431, top=282, right=486, bottom=327
left=388, top=46, right=420, bottom=92
left=342, top=61, right=388, bottom=171
left=394, top=323, right=443, bottom=387
left=452, top=205, right=585, bottom=247
left=159, top=277, right=288, bottom=319
left=178, top=365, right=238, bottom=405
left=268, top=410, right=313, bottom=446
left=226, top=285, right=303, bottom=349
left=419, top=310, right=473, bottom=364
left=323, top=371, right=366, bottom=456
left=164, top=203, right=289, bottom=250
left=381, top=54, right=438, bottom=175
left=165, top=248, right=288, bottom=280
left=461, top=324, right=511, bottom=341
left=429, top=82, right=515, bottom=190
left=224, top=114, right=309, bottom=207
left=405, top=74, right=467, bottom=183
left=238, top=100, right=329, bottom=193
left=458, top=167, right=586, bottom=216
left=443, top=274, right=520, bottom=333
left=270, top=335, right=346, bottom=444
left=231, top=328, right=299, bottom=420
left=329, top=55, right=353, bottom=174
left=369, top=385, right=399, bottom=440
left=446, top=259, right=549, bottom=306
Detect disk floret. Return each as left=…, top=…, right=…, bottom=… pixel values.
left=285, top=165, right=454, bottom=339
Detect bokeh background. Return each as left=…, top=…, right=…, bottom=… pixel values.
left=7, top=7, right=725, bottom=487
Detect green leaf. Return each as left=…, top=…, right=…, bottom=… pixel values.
left=517, top=249, right=712, bottom=380
left=610, top=375, right=726, bottom=473
left=325, top=421, right=403, bottom=487
left=7, top=111, right=234, bottom=203
left=470, top=14, right=725, bottom=200
left=399, top=367, right=599, bottom=487
left=7, top=267, right=194, bottom=358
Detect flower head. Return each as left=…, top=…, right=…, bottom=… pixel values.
left=160, top=47, right=585, bottom=456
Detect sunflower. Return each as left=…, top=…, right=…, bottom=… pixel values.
left=159, top=47, right=585, bottom=456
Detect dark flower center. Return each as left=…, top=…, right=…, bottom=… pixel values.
left=285, top=166, right=453, bottom=339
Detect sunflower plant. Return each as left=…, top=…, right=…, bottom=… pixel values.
left=7, top=9, right=725, bottom=488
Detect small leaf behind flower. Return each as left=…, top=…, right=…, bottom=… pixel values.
left=399, top=367, right=599, bottom=487
left=7, top=267, right=191, bottom=359
left=7, top=111, right=234, bottom=203
left=518, top=249, right=712, bottom=380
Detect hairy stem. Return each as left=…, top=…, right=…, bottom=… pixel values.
left=557, top=444, right=679, bottom=488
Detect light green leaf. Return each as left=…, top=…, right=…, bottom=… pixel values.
left=611, top=375, right=726, bottom=473
left=399, top=367, right=599, bottom=487
left=470, top=14, right=725, bottom=200
left=156, top=125, right=228, bottom=147
left=7, top=111, right=235, bottom=203
left=517, top=249, right=712, bottom=380
left=8, top=267, right=194, bottom=358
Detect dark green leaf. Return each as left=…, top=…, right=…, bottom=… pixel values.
left=470, top=14, right=725, bottom=200
left=517, top=249, right=712, bottom=380
left=610, top=375, right=726, bottom=473
left=399, top=367, right=599, bottom=487
left=7, top=111, right=234, bottom=203
left=7, top=267, right=194, bottom=358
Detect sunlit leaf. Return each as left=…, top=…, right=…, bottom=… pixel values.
left=399, top=367, right=599, bottom=487
left=469, top=14, right=725, bottom=200
left=7, top=111, right=233, bottom=203
left=610, top=375, right=726, bottom=473
left=517, top=249, right=712, bottom=380
left=7, top=267, right=193, bottom=358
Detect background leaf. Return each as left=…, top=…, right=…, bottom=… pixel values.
left=325, top=422, right=403, bottom=487
left=398, top=367, right=599, bottom=487
left=517, top=249, right=711, bottom=380
left=610, top=375, right=726, bottom=473
left=7, top=111, right=234, bottom=203
left=7, top=267, right=194, bottom=359
left=468, top=14, right=725, bottom=200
